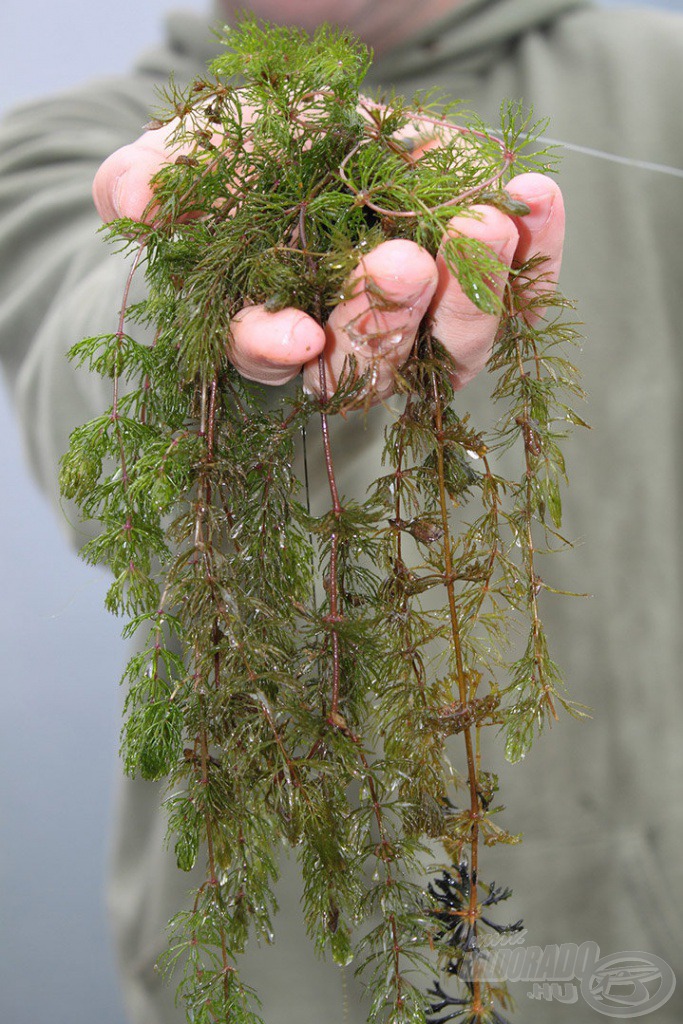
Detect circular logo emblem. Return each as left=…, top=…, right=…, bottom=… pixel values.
left=580, top=951, right=676, bottom=1018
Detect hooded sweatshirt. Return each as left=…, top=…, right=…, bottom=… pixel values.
left=1, top=3, right=683, bottom=1023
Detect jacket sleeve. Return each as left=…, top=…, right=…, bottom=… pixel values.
left=0, top=78, right=159, bottom=542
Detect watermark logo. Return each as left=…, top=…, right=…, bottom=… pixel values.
left=580, top=950, right=676, bottom=1018
left=460, top=938, right=676, bottom=1018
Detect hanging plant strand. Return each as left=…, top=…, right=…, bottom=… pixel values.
left=60, top=19, right=586, bottom=1024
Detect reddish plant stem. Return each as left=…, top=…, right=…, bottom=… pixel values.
left=317, top=353, right=343, bottom=715
left=207, top=377, right=218, bottom=458
left=428, top=346, right=483, bottom=1011
left=301, top=201, right=404, bottom=1001
left=299, top=191, right=344, bottom=717
left=191, top=376, right=232, bottom=991
left=339, top=106, right=514, bottom=220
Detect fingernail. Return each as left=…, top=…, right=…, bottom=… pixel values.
left=408, top=276, right=437, bottom=304
left=488, top=234, right=519, bottom=263
left=520, top=192, right=555, bottom=233
left=289, top=314, right=323, bottom=360
left=112, top=174, right=125, bottom=218
left=382, top=275, right=435, bottom=307
left=290, top=314, right=313, bottom=349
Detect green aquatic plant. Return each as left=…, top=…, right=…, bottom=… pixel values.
left=60, top=18, right=585, bottom=1024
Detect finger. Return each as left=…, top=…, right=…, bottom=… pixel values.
left=506, top=172, right=565, bottom=317
left=303, top=239, right=438, bottom=401
left=229, top=305, right=326, bottom=386
left=92, top=123, right=181, bottom=223
left=430, top=206, right=519, bottom=389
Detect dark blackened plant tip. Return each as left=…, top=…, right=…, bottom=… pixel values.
left=60, top=18, right=584, bottom=1024
left=426, top=981, right=514, bottom=1024
left=425, top=865, right=523, bottom=1024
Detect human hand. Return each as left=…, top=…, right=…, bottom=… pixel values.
left=93, top=123, right=564, bottom=400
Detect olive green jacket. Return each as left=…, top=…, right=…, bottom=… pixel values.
left=1, top=2, right=682, bottom=1021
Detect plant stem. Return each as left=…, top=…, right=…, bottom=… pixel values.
left=512, top=309, right=558, bottom=722
left=317, top=354, right=343, bottom=714
left=428, top=341, right=482, bottom=1010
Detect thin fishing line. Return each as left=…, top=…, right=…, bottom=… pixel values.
left=489, top=126, right=683, bottom=179
left=539, top=135, right=683, bottom=180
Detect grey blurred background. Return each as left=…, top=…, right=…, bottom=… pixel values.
left=0, top=1, right=679, bottom=1022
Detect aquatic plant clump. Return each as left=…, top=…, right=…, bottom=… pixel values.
left=60, top=19, right=585, bottom=1024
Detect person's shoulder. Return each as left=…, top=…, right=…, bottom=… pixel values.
left=541, top=5, right=683, bottom=167
left=554, top=4, right=683, bottom=67
left=0, top=74, right=160, bottom=159
left=1, top=10, right=218, bottom=153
